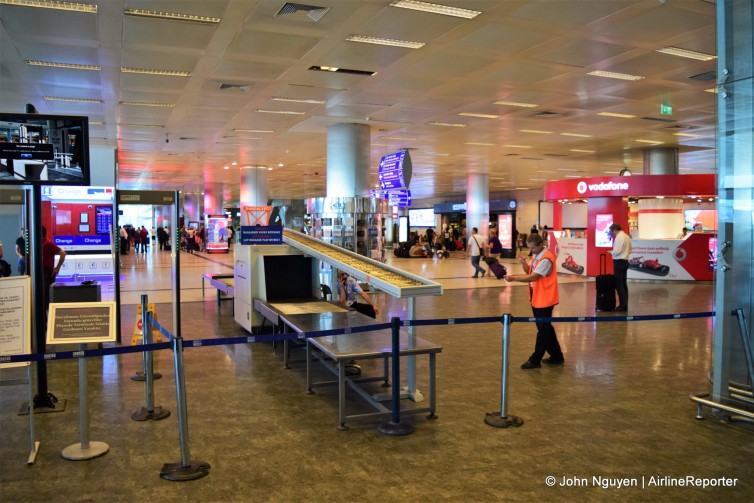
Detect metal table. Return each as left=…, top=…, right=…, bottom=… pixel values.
left=201, top=274, right=234, bottom=311
left=279, top=310, right=442, bottom=430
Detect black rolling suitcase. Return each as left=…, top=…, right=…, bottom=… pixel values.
left=488, top=260, right=507, bottom=280
left=595, top=254, right=616, bottom=311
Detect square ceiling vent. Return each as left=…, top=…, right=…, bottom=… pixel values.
left=275, top=3, right=331, bottom=22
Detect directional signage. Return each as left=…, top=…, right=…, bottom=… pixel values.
left=378, top=150, right=412, bottom=190
left=387, top=189, right=411, bottom=208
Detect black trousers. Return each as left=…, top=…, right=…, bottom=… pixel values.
left=613, top=259, right=629, bottom=308
left=529, top=304, right=563, bottom=363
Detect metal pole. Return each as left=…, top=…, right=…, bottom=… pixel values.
left=732, top=309, right=754, bottom=389
left=159, top=335, right=210, bottom=481
left=377, top=317, right=414, bottom=436
left=132, top=295, right=169, bottom=421
left=485, top=314, right=523, bottom=428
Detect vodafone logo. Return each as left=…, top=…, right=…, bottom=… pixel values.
left=576, top=180, right=629, bottom=194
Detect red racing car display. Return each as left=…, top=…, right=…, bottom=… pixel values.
left=628, top=256, right=670, bottom=276
left=561, top=254, right=585, bottom=275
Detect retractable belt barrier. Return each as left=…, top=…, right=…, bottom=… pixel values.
left=3, top=309, right=715, bottom=478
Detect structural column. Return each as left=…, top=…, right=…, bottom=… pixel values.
left=636, top=198, right=684, bottom=239
left=240, top=166, right=268, bottom=207
left=466, top=173, right=489, bottom=238
left=643, top=147, right=678, bottom=175
left=326, top=123, right=371, bottom=197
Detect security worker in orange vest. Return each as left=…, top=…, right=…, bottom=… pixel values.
left=504, top=233, right=564, bottom=369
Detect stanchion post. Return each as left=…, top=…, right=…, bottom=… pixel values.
left=485, top=314, right=524, bottom=428
left=132, top=295, right=170, bottom=421
left=131, top=296, right=162, bottom=382
left=377, top=317, right=415, bottom=436
left=159, top=335, right=210, bottom=481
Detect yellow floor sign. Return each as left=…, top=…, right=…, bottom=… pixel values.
left=131, top=303, right=164, bottom=345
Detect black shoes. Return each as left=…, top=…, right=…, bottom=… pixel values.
left=521, top=360, right=541, bottom=369
left=542, top=357, right=565, bottom=365
left=481, top=270, right=486, bottom=277
left=615, top=306, right=628, bottom=312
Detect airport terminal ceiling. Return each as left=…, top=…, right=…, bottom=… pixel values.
left=0, top=0, right=717, bottom=202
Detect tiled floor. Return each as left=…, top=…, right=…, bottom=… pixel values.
left=1, top=247, right=753, bottom=502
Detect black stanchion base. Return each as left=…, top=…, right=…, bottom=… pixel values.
left=377, top=421, right=415, bottom=436
left=160, top=461, right=211, bottom=481
left=427, top=412, right=438, bottom=420
left=131, top=406, right=171, bottom=421
left=484, top=412, right=524, bottom=428
left=19, top=394, right=67, bottom=415
left=130, top=372, right=162, bottom=382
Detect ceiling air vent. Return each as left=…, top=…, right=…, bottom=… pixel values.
left=275, top=3, right=331, bottom=22
left=689, top=71, right=716, bottom=81
left=531, top=111, right=562, bottom=118
left=641, top=116, right=676, bottom=123
left=219, top=83, right=250, bottom=91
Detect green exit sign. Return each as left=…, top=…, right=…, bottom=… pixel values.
left=660, top=103, right=672, bottom=115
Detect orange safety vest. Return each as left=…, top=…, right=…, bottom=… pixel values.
left=529, top=249, right=559, bottom=308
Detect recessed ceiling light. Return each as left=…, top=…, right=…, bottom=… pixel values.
left=674, top=132, right=701, bottom=138
left=598, top=112, right=636, bottom=119
left=557, top=168, right=579, bottom=171
left=309, top=66, right=375, bottom=76
left=493, top=100, right=538, bottom=108
left=231, top=161, right=237, bottom=165
left=256, top=109, right=306, bottom=115
left=389, top=0, right=481, bottom=19
left=233, top=129, right=274, bottom=133
left=382, top=136, right=416, bottom=141
left=588, top=70, right=644, bottom=81
left=224, top=166, right=229, bottom=170
left=529, top=178, right=547, bottom=181
left=428, top=122, right=466, bottom=127
left=503, top=144, right=531, bottom=149
left=271, top=97, right=326, bottom=104
left=458, top=112, right=499, bottom=119
left=44, top=96, right=102, bottom=103
left=121, top=67, right=191, bottom=77
left=267, top=167, right=273, bottom=171
left=656, top=47, right=716, bottom=61
left=520, top=129, right=552, bottom=134
left=278, top=163, right=284, bottom=167
left=120, top=101, right=175, bottom=108
left=89, top=121, right=104, bottom=125
left=124, top=8, right=221, bottom=24
left=25, top=60, right=100, bottom=70
left=564, top=175, right=583, bottom=178
left=346, top=35, right=425, bottom=49
left=570, top=149, right=595, bottom=153
left=465, top=142, right=494, bottom=146
left=634, top=139, right=664, bottom=145
left=560, top=132, right=593, bottom=138
left=119, top=123, right=165, bottom=128
left=704, top=88, right=718, bottom=94
left=0, top=0, right=96, bottom=12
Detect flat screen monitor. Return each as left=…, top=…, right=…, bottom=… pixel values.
left=0, top=113, right=90, bottom=186
left=595, top=213, right=613, bottom=248
left=263, top=255, right=313, bottom=300
left=408, top=208, right=435, bottom=227
left=497, top=213, right=513, bottom=249
left=378, top=150, right=412, bottom=190
left=684, top=209, right=717, bottom=231
left=398, top=216, right=409, bottom=242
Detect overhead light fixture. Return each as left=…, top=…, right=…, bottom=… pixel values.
left=44, top=96, right=102, bottom=103
left=428, top=122, right=467, bottom=127
left=346, top=34, right=425, bottom=49
left=267, top=167, right=273, bottom=171
left=704, top=88, right=718, bottom=94
left=570, top=149, right=595, bottom=153
left=234, top=129, right=274, bottom=133
left=634, top=139, right=664, bottom=145
left=231, top=161, right=237, bottom=165
left=458, top=112, right=499, bottom=119
left=588, top=70, right=644, bottom=81
left=25, top=60, right=100, bottom=70
left=561, top=132, right=593, bottom=138
left=121, top=67, right=191, bottom=77
left=124, top=8, right=221, bottom=24
left=309, top=65, right=376, bottom=76
left=598, top=112, right=636, bottom=119
left=0, top=0, right=97, bottom=13
left=520, top=129, right=552, bottom=134
left=256, top=109, right=305, bottom=115
left=120, top=101, right=175, bottom=108
left=271, top=97, right=326, bottom=104
left=89, top=121, right=104, bottom=125
left=656, top=47, right=716, bottom=61
left=465, top=142, right=494, bottom=146
left=389, top=0, right=481, bottom=19
left=564, top=175, right=583, bottom=178
left=557, top=168, right=579, bottom=171
left=493, top=100, right=538, bottom=108
left=503, top=144, right=531, bottom=149
left=119, top=123, right=165, bottom=128
left=224, top=166, right=229, bottom=170
left=382, top=136, right=416, bottom=141
left=674, top=132, right=701, bottom=138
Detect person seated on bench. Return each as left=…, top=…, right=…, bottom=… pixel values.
left=336, top=270, right=380, bottom=318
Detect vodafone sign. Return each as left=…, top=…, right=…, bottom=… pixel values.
left=544, top=174, right=715, bottom=200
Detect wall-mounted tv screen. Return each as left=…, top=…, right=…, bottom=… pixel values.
left=378, top=149, right=412, bottom=190
left=0, top=113, right=90, bottom=186
left=408, top=208, right=436, bottom=227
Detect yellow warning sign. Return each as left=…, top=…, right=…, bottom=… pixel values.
left=130, top=303, right=163, bottom=345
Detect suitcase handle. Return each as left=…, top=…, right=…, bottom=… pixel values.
left=600, top=253, right=609, bottom=275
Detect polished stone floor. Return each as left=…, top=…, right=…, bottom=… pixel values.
left=1, top=248, right=753, bottom=502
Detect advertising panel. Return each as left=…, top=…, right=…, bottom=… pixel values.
left=595, top=214, right=613, bottom=248
left=553, top=237, right=587, bottom=276
left=626, top=233, right=713, bottom=281
left=498, top=214, right=513, bottom=249
left=205, top=214, right=230, bottom=253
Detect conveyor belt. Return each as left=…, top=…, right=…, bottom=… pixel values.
left=282, top=229, right=442, bottom=298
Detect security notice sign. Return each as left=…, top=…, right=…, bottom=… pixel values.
left=0, top=277, right=31, bottom=368
left=46, top=302, right=117, bottom=345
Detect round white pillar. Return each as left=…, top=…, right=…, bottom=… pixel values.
left=240, top=166, right=268, bottom=206
left=643, top=148, right=679, bottom=175
left=466, top=173, right=489, bottom=239
left=326, top=123, right=371, bottom=197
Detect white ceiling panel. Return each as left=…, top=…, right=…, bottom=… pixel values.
left=451, top=23, right=556, bottom=56
left=123, top=17, right=217, bottom=51
left=509, top=0, right=637, bottom=30
left=225, top=30, right=322, bottom=61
